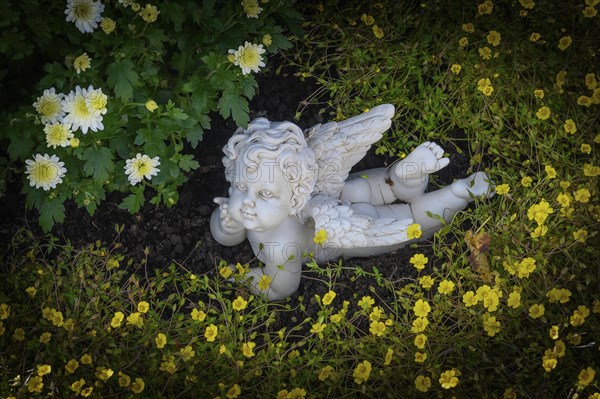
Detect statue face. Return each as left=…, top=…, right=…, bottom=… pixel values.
left=228, top=160, right=295, bottom=232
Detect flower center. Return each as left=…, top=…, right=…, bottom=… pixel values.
left=48, top=125, right=68, bottom=142
left=74, top=96, right=90, bottom=117
left=33, top=162, right=58, bottom=182
left=88, top=93, right=107, bottom=111
left=239, top=48, right=259, bottom=67
left=74, top=1, right=93, bottom=19
left=40, top=99, right=60, bottom=117
left=134, top=160, right=150, bottom=175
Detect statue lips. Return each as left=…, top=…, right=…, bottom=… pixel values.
left=241, top=209, right=256, bottom=219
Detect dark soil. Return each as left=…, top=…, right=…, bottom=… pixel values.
left=0, top=60, right=472, bottom=324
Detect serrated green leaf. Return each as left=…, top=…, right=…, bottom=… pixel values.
left=218, top=91, right=249, bottom=127
left=186, top=126, right=204, bottom=148
left=118, top=187, right=145, bottom=213
left=178, top=154, right=199, bottom=172
left=107, top=59, right=139, bottom=101
left=83, top=147, right=114, bottom=182
left=146, top=28, right=169, bottom=49
left=39, top=198, right=65, bottom=232
left=161, top=3, right=185, bottom=31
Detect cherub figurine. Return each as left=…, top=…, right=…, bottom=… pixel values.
left=211, top=105, right=493, bottom=300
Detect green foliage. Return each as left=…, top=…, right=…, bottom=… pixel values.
left=0, top=0, right=303, bottom=231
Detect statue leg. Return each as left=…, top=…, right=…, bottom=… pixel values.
left=409, top=172, right=494, bottom=239
left=389, top=142, right=450, bottom=202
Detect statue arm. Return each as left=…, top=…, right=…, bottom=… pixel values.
left=210, top=203, right=246, bottom=246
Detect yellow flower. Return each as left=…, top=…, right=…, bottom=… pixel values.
left=27, top=375, right=44, bottom=393
left=459, top=37, right=469, bottom=47
left=528, top=303, right=545, bottom=319
left=358, top=295, right=375, bottom=310
left=310, top=322, right=326, bottom=338
left=536, top=106, right=551, bottom=120
left=26, top=286, right=37, bottom=297
left=81, top=386, right=94, bottom=397
left=70, top=137, right=80, bottom=148
left=583, top=163, right=600, bottom=177
left=191, top=308, right=206, bottom=321
left=478, top=0, right=494, bottom=15
left=557, top=36, right=572, bottom=50
left=330, top=313, right=342, bottom=323
left=577, top=367, right=596, bottom=386
left=583, top=6, right=598, bottom=17
left=160, top=355, right=177, bottom=374
left=232, top=296, right=248, bottom=311
left=13, top=328, right=25, bottom=341
left=313, top=229, right=327, bottom=245
left=369, top=320, right=387, bottom=336
left=226, top=384, right=242, bottom=399
left=518, top=257, right=537, bottom=278
left=573, top=229, right=588, bottom=243
left=419, top=275, right=434, bottom=288
left=529, top=32, right=541, bottom=42
left=180, top=345, right=195, bottom=361
left=319, top=365, right=334, bottom=381
left=407, top=223, right=422, bottom=239
left=463, top=291, right=478, bottom=307
left=519, top=0, right=535, bottom=9
left=361, top=14, right=375, bottom=25
left=131, top=378, right=145, bottom=394
left=585, top=73, right=598, bottom=90
left=70, top=378, right=85, bottom=393
left=126, top=312, right=144, bottom=328
left=581, top=143, right=592, bottom=154
left=487, top=30, right=501, bottom=46
left=261, top=34, right=272, bottom=46
left=372, top=25, right=384, bottom=39
left=409, top=253, right=428, bottom=270
left=353, top=360, right=372, bottom=384
left=414, top=333, right=427, bottom=349
left=0, top=303, right=10, bottom=320
left=413, top=299, right=431, bottom=317
left=111, top=311, right=124, bottom=328
left=100, top=17, right=116, bottom=34
left=241, top=341, right=256, bottom=358
left=438, top=280, right=455, bottom=295
left=118, top=371, right=131, bottom=387
left=73, top=53, right=91, bottom=74
left=95, top=366, right=114, bottom=381
left=439, top=369, right=459, bottom=389
left=530, top=224, right=548, bottom=238
left=257, top=274, right=272, bottom=290
left=574, top=188, right=591, bottom=203
left=81, top=354, right=93, bottom=365
left=411, top=317, right=429, bottom=333
left=543, top=358, right=558, bottom=372
left=415, top=375, right=432, bottom=392
left=507, top=291, right=521, bottom=309
left=534, top=89, right=544, bottom=99
left=450, top=64, right=462, bottom=74
left=219, top=265, right=233, bottom=279
left=145, top=100, right=158, bottom=112
left=287, top=388, right=306, bottom=399
left=521, top=176, right=532, bottom=187
left=39, top=332, right=51, bottom=344
left=155, top=333, right=167, bottom=348
left=384, top=348, right=394, bottom=365
left=559, top=180, right=571, bottom=190
left=205, top=324, right=218, bottom=342
left=462, top=23, right=475, bottom=33
left=527, top=200, right=553, bottom=225
left=37, top=364, right=51, bottom=376
left=495, top=184, right=510, bottom=195
left=578, top=96, right=593, bottom=106
left=563, top=119, right=577, bottom=134
left=549, top=325, right=559, bottom=340
left=322, top=290, right=336, bottom=305
left=139, top=4, right=159, bottom=23
left=415, top=351, right=427, bottom=363
left=479, top=46, right=492, bottom=59
left=483, top=314, right=501, bottom=336
left=545, top=165, right=557, bottom=179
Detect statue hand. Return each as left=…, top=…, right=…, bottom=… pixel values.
left=214, top=197, right=244, bottom=233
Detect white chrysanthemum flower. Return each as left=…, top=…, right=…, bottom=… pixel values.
left=25, top=154, right=67, bottom=191
left=73, top=53, right=91, bottom=73
left=228, top=41, right=266, bottom=75
left=124, top=153, right=161, bottom=185
left=242, top=0, right=262, bottom=18
left=62, top=85, right=105, bottom=134
left=65, top=0, right=105, bottom=33
left=44, top=122, right=74, bottom=148
left=33, top=88, right=65, bottom=124
left=85, top=86, right=108, bottom=115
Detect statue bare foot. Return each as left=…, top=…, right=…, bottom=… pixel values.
left=393, top=141, right=450, bottom=181
left=451, top=172, right=495, bottom=200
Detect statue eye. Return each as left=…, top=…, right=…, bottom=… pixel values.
left=260, top=190, right=274, bottom=198
left=236, top=183, right=247, bottom=191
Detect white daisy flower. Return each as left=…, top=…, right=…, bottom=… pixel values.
left=33, top=88, right=65, bottom=124
left=228, top=41, right=266, bottom=75
left=44, top=122, right=74, bottom=148
left=242, top=0, right=263, bottom=18
left=73, top=52, right=91, bottom=73
left=61, top=85, right=105, bottom=134
left=85, top=86, right=108, bottom=115
left=124, top=153, right=161, bottom=185
left=25, top=154, right=67, bottom=191
left=65, top=0, right=105, bottom=33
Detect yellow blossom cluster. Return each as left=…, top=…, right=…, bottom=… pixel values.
left=477, top=78, right=494, bottom=96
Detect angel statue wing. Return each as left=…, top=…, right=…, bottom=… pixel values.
left=305, top=104, right=395, bottom=197
left=303, top=195, right=413, bottom=249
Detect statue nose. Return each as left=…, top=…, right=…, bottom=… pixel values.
left=243, top=196, right=255, bottom=207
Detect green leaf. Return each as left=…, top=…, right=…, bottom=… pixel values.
left=185, top=126, right=204, bottom=148
left=178, top=154, right=199, bottom=172
left=83, top=147, right=114, bottom=182
left=161, top=3, right=185, bottom=31
left=39, top=198, right=65, bottom=232
left=118, top=186, right=145, bottom=213
left=218, top=91, right=249, bottom=127
left=106, top=59, right=139, bottom=101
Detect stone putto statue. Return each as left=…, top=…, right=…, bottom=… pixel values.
left=211, top=104, right=494, bottom=300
